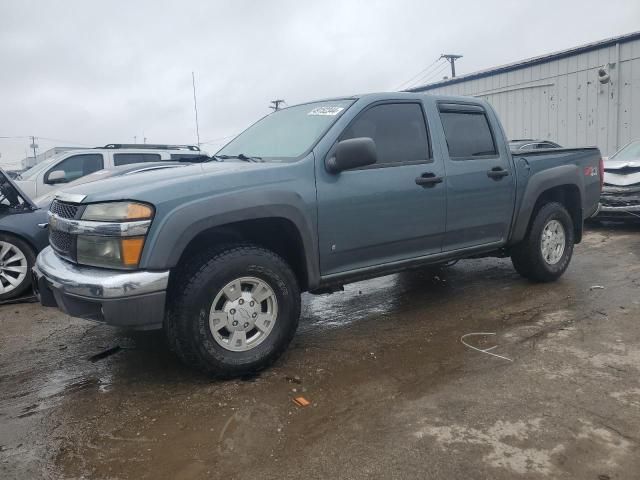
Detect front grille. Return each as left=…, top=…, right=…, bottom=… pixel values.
left=50, top=200, right=80, bottom=219
left=601, top=197, right=640, bottom=208
left=601, top=187, right=640, bottom=208
left=49, top=230, right=75, bottom=260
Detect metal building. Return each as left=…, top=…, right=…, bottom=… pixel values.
left=410, top=32, right=640, bottom=156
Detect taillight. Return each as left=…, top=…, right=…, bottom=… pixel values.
left=598, top=157, right=604, bottom=192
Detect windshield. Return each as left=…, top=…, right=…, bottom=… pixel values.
left=18, top=153, right=66, bottom=180
left=611, top=141, right=640, bottom=162
left=217, top=99, right=354, bottom=161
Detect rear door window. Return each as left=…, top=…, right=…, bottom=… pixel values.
left=113, top=153, right=162, bottom=166
left=45, top=154, right=104, bottom=183
left=438, top=107, right=497, bottom=159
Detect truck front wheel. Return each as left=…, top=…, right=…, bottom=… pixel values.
left=166, top=245, right=301, bottom=377
left=511, top=202, right=574, bottom=282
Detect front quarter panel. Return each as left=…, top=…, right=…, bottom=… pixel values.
left=139, top=157, right=320, bottom=287
left=0, top=208, right=49, bottom=252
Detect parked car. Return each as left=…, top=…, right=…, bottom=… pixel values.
left=509, top=139, right=562, bottom=150
left=34, top=93, right=602, bottom=377
left=5, top=170, right=24, bottom=180
left=0, top=169, right=45, bottom=300
left=596, top=140, right=640, bottom=221
left=0, top=162, right=188, bottom=300
left=13, top=144, right=207, bottom=198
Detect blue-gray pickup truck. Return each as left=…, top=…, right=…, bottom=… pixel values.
left=33, top=93, right=602, bottom=376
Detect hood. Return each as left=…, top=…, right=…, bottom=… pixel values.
left=603, top=159, right=640, bottom=187
left=55, top=160, right=291, bottom=205
left=604, top=159, right=640, bottom=170
left=11, top=179, right=37, bottom=199
left=0, top=167, right=37, bottom=209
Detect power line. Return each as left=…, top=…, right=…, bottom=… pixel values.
left=0, top=135, right=93, bottom=146
left=420, top=62, right=451, bottom=84
left=394, top=58, right=443, bottom=91
left=36, top=136, right=94, bottom=146
left=408, top=62, right=450, bottom=90
left=407, top=64, right=445, bottom=89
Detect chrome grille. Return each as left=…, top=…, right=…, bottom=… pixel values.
left=50, top=200, right=79, bottom=219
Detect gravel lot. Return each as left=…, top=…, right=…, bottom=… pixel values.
left=1, top=225, right=639, bottom=479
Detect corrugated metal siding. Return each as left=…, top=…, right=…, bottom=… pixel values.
left=419, top=38, right=640, bottom=156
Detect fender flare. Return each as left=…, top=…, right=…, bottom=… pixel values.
left=510, top=164, right=584, bottom=244
left=140, top=190, right=320, bottom=288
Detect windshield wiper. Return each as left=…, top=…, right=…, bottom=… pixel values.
left=213, top=154, right=263, bottom=163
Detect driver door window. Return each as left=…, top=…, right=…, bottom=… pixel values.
left=339, top=103, right=431, bottom=166
left=45, top=154, right=104, bottom=184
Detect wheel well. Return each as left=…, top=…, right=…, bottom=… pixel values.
left=531, top=185, right=582, bottom=243
left=174, top=218, right=309, bottom=291
left=0, top=230, right=38, bottom=257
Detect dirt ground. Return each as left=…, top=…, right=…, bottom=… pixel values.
left=1, top=225, right=639, bottom=479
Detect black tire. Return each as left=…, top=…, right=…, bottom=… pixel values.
left=0, top=233, right=35, bottom=301
left=511, top=202, right=574, bottom=282
left=165, top=244, right=301, bottom=377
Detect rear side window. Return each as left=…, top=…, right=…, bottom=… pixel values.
left=439, top=109, right=497, bottom=159
left=113, top=153, right=162, bottom=166
left=45, top=154, right=104, bottom=183
left=340, top=103, right=430, bottom=165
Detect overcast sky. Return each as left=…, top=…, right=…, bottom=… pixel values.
left=1, top=0, right=639, bottom=167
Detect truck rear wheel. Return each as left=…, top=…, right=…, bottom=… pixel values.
left=166, top=244, right=301, bottom=377
left=510, top=202, right=574, bottom=282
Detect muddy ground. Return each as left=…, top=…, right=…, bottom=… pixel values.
left=1, top=225, right=639, bottom=479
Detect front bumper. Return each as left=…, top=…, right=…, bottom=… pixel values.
left=33, top=246, right=170, bottom=329
left=595, top=186, right=640, bottom=221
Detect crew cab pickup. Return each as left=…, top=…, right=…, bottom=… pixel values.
left=33, top=93, right=602, bottom=377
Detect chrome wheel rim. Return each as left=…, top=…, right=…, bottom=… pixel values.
left=0, top=241, right=28, bottom=295
left=540, top=220, right=566, bottom=265
left=208, top=276, right=278, bottom=352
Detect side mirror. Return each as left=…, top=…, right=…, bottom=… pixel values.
left=47, top=170, right=67, bottom=184
left=326, top=137, right=377, bottom=174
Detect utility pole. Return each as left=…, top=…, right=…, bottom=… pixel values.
left=269, top=99, right=285, bottom=112
left=192, top=71, right=201, bottom=148
left=30, top=136, right=38, bottom=161
left=440, top=54, right=463, bottom=78
left=133, top=136, right=137, bottom=144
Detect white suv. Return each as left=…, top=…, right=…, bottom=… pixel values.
left=14, top=144, right=207, bottom=198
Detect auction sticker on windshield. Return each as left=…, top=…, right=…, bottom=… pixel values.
left=308, top=106, right=344, bottom=116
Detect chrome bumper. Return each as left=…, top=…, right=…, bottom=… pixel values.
left=33, top=246, right=170, bottom=329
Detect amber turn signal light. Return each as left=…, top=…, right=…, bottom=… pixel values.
left=121, top=237, right=145, bottom=266
left=126, top=203, right=154, bottom=220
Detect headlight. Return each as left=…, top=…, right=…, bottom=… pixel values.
left=75, top=201, right=153, bottom=269
left=77, top=236, right=146, bottom=269
left=82, top=201, right=154, bottom=222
